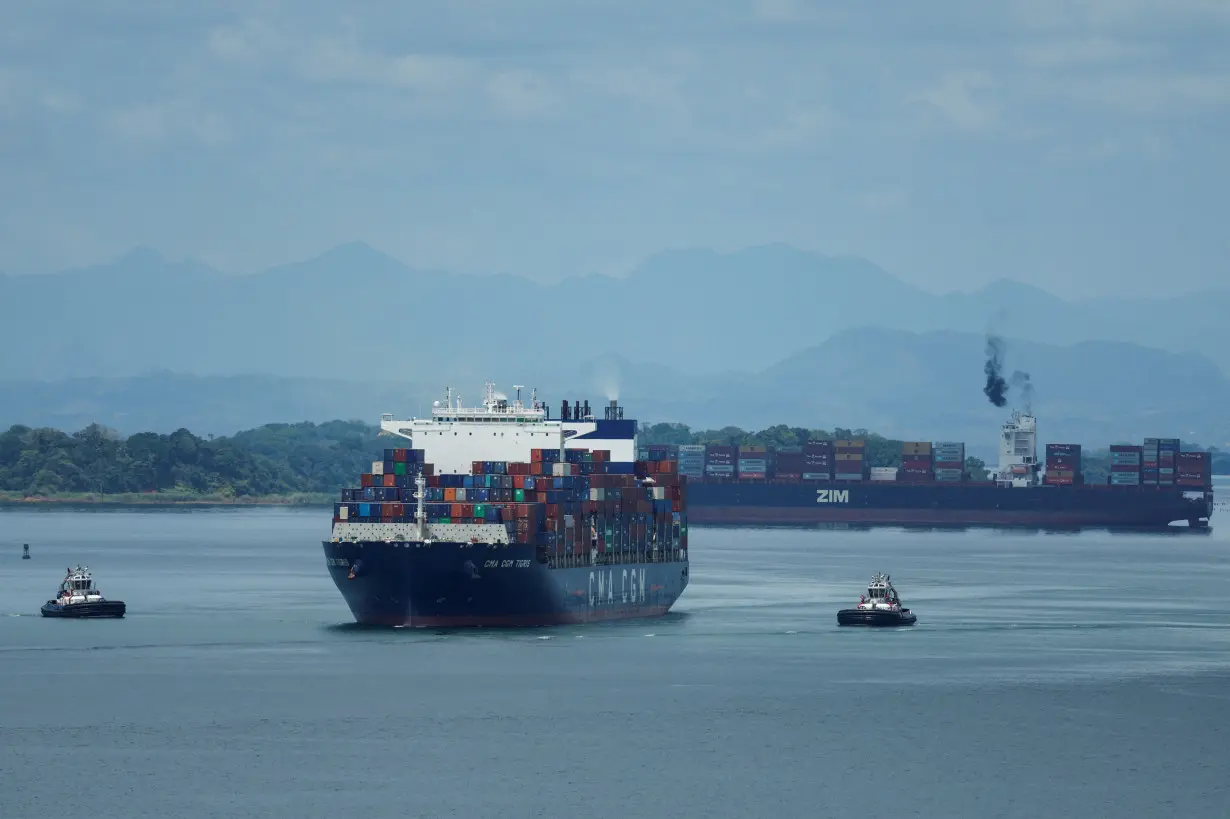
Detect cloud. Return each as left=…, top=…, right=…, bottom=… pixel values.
left=910, top=72, right=998, bottom=130
left=1061, top=72, right=1230, bottom=113
left=1015, top=37, right=1155, bottom=68
left=858, top=189, right=909, bottom=213
left=486, top=70, right=559, bottom=118
left=1, top=1, right=1229, bottom=298
left=103, top=103, right=231, bottom=146
left=750, top=0, right=809, bottom=23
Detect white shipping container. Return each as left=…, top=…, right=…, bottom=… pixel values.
left=870, top=467, right=898, bottom=481
left=372, top=461, right=384, bottom=475
left=338, top=505, right=349, bottom=520
left=679, top=445, right=706, bottom=453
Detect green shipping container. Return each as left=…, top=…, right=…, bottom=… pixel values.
left=393, top=462, right=407, bottom=476
left=514, top=489, right=525, bottom=501
left=474, top=504, right=486, bottom=518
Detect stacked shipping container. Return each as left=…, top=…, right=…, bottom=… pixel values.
left=1108, top=445, right=1142, bottom=486
left=705, top=445, right=735, bottom=480
left=677, top=445, right=705, bottom=480
left=900, top=441, right=933, bottom=483
left=334, top=446, right=687, bottom=557
left=834, top=439, right=865, bottom=481
left=774, top=446, right=805, bottom=482
left=1142, top=438, right=1160, bottom=485
left=933, top=441, right=965, bottom=482
left=1044, top=443, right=1081, bottom=486
left=1177, top=450, right=1211, bottom=488
left=803, top=440, right=833, bottom=481
left=737, top=445, right=768, bottom=481
left=1157, top=438, right=1179, bottom=486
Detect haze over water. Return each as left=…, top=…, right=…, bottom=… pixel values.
left=2, top=506, right=1228, bottom=818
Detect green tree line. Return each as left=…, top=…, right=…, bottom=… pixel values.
left=0, top=421, right=384, bottom=498
left=4, top=419, right=1224, bottom=500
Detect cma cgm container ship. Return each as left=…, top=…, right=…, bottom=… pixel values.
left=323, top=385, right=688, bottom=627
left=672, top=411, right=1214, bottom=529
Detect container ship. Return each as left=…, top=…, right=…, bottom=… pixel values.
left=675, top=411, right=1214, bottom=529
left=323, top=385, right=688, bottom=627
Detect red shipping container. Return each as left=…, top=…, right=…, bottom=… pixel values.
left=383, top=474, right=396, bottom=487
left=360, top=473, right=373, bottom=488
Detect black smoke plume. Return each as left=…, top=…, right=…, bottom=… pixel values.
left=983, top=335, right=1007, bottom=407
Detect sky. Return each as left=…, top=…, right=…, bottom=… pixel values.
left=1, top=0, right=1228, bottom=298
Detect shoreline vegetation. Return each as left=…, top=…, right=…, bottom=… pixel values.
left=0, top=491, right=335, bottom=506
left=2, top=419, right=1224, bottom=508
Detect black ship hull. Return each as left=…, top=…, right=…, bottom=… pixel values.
left=323, top=540, right=689, bottom=627
left=687, top=481, right=1214, bottom=529
left=40, top=600, right=126, bottom=618
left=837, top=608, right=917, bottom=627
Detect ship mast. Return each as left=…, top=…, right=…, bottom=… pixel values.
left=415, top=471, right=426, bottom=541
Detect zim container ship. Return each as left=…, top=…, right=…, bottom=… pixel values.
left=323, top=385, right=688, bottom=627
left=676, top=411, right=1214, bottom=529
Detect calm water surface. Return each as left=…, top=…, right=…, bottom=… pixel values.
left=1, top=506, right=1228, bottom=818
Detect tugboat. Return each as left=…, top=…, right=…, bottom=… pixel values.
left=837, top=573, right=916, bottom=627
left=40, top=565, right=126, bottom=618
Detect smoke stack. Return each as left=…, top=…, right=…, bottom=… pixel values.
left=560, top=399, right=569, bottom=420
left=582, top=400, right=590, bottom=418
left=607, top=399, right=617, bottom=420
left=573, top=400, right=581, bottom=420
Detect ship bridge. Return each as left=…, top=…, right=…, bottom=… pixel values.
left=994, top=410, right=1039, bottom=487
left=379, top=382, right=637, bottom=474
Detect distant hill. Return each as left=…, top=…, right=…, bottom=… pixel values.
left=4, top=330, right=1228, bottom=452
left=2, top=242, right=1228, bottom=384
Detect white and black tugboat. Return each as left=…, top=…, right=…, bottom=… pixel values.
left=40, top=564, right=126, bottom=618
left=837, top=573, right=916, bottom=627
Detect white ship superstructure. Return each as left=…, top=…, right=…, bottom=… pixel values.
left=378, top=382, right=637, bottom=475
left=993, top=410, right=1039, bottom=487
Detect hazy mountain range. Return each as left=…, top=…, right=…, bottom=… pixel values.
left=2, top=330, right=1227, bottom=456
left=2, top=241, right=1228, bottom=381
left=1, top=242, right=1227, bottom=450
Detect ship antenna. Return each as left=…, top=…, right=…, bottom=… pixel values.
left=415, top=471, right=426, bottom=541
left=513, top=385, right=523, bottom=410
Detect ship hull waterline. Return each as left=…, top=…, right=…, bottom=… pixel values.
left=837, top=608, right=917, bottom=627
left=686, top=482, right=1213, bottom=529
left=40, top=601, right=126, bottom=618
left=324, top=540, right=689, bottom=628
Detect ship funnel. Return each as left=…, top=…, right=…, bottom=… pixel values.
left=560, top=399, right=570, bottom=420
left=582, top=400, right=590, bottom=418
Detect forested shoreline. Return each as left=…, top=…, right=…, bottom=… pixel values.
left=1, top=419, right=1224, bottom=505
